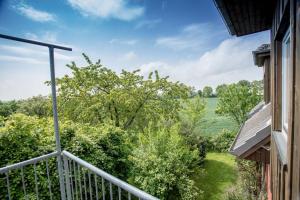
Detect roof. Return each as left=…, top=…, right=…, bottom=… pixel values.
left=248, top=101, right=265, bottom=118
left=230, top=102, right=271, bottom=158
left=214, top=0, right=276, bottom=36
left=252, top=44, right=271, bottom=67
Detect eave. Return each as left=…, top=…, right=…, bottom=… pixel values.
left=214, top=0, right=276, bottom=36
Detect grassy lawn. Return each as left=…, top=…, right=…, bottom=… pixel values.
left=199, top=98, right=237, bottom=136
left=194, top=153, right=238, bottom=200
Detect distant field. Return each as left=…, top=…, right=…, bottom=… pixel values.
left=198, top=98, right=238, bottom=136
left=194, top=153, right=238, bottom=200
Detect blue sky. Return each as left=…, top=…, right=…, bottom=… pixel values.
left=0, top=0, right=270, bottom=100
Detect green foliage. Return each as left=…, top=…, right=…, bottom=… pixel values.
left=206, top=129, right=236, bottom=153
left=180, top=97, right=206, bottom=137
left=0, top=114, right=55, bottom=199
left=0, top=114, right=54, bottom=164
left=0, top=100, right=19, bottom=117
left=129, top=124, right=200, bottom=200
left=202, top=86, right=213, bottom=98
left=0, top=113, right=131, bottom=199
left=251, top=80, right=264, bottom=96
left=224, top=159, right=261, bottom=200
left=216, top=82, right=262, bottom=125
left=215, top=84, right=227, bottom=97
left=237, top=80, right=251, bottom=87
left=235, top=159, right=260, bottom=199
left=60, top=120, right=131, bottom=179
left=224, top=187, right=247, bottom=200
left=53, top=54, right=190, bottom=130
left=179, top=97, right=207, bottom=165
left=197, top=89, right=203, bottom=97
left=0, top=116, right=5, bottom=127
left=17, top=95, right=52, bottom=117
left=197, top=98, right=237, bottom=136
left=0, top=96, right=52, bottom=119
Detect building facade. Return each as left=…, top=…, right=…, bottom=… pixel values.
left=214, top=0, right=300, bottom=199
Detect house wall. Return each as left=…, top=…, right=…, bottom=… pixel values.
left=270, top=0, right=300, bottom=199
left=264, top=58, right=271, bottom=103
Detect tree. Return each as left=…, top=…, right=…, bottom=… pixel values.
left=179, top=97, right=207, bottom=165
left=53, top=54, right=190, bottom=130
left=17, top=95, right=52, bottom=117
left=0, top=100, right=19, bottom=117
left=238, top=80, right=251, bottom=87
left=129, top=124, right=199, bottom=200
left=251, top=80, right=264, bottom=96
left=180, top=97, right=206, bottom=137
left=203, top=86, right=213, bottom=97
left=197, top=90, right=203, bottom=97
left=215, top=82, right=262, bottom=125
left=215, top=84, right=227, bottom=97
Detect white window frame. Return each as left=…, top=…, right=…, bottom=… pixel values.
left=281, top=28, right=291, bottom=134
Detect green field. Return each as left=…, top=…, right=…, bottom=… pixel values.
left=194, top=98, right=238, bottom=199
left=194, top=153, right=238, bottom=200
left=199, top=98, right=237, bottom=136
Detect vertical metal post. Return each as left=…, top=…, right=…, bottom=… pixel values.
left=49, top=47, right=66, bottom=200
left=63, top=156, right=72, bottom=200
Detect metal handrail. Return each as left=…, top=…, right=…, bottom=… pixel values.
left=0, top=34, right=72, bottom=51
left=0, top=33, right=72, bottom=199
left=62, top=150, right=159, bottom=200
left=0, top=151, right=58, bottom=173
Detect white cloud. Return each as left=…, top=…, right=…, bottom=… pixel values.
left=0, top=43, right=79, bottom=100
left=25, top=32, right=58, bottom=43
left=122, top=51, right=137, bottom=61
left=0, top=44, right=75, bottom=63
left=141, top=36, right=268, bottom=89
left=0, top=55, right=47, bottom=65
left=109, top=38, right=138, bottom=45
left=156, top=23, right=224, bottom=51
left=15, top=4, right=56, bottom=22
left=67, top=0, right=144, bottom=21
left=135, top=19, right=162, bottom=29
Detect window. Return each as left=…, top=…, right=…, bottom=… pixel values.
left=281, top=28, right=291, bottom=133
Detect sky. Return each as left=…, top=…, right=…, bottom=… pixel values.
left=0, top=0, right=270, bottom=100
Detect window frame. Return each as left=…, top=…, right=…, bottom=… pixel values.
left=281, top=27, right=291, bottom=135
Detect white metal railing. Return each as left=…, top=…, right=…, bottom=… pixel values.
left=62, top=150, right=158, bottom=200
left=0, top=151, right=159, bottom=200
left=0, top=151, right=59, bottom=200
left=0, top=34, right=159, bottom=200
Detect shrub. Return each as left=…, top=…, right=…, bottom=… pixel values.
left=224, top=159, right=263, bottom=200
left=0, top=114, right=131, bottom=199
left=128, top=124, right=200, bottom=200
left=60, top=121, right=131, bottom=179
left=17, top=95, right=52, bottom=117
left=206, top=129, right=236, bottom=152
left=179, top=97, right=207, bottom=165
left=0, top=100, right=19, bottom=117
left=0, top=114, right=55, bottom=199
left=224, top=186, right=247, bottom=200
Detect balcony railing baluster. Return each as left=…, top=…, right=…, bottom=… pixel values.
left=46, top=159, right=53, bottom=200
left=34, top=163, right=40, bottom=200
left=102, top=177, right=105, bottom=200
left=0, top=151, right=159, bottom=200
left=118, top=186, right=121, bottom=200
left=95, top=174, right=99, bottom=200
left=6, top=172, right=11, bottom=200
left=78, top=164, right=83, bottom=200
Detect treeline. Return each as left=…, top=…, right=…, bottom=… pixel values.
left=192, top=80, right=263, bottom=98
